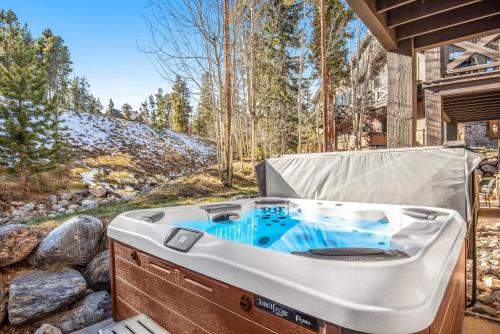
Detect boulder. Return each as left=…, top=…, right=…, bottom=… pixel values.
left=36, top=203, right=47, bottom=211
left=0, top=224, right=39, bottom=267
left=51, top=204, right=62, bottom=211
left=29, top=215, right=103, bottom=266
left=18, top=202, right=35, bottom=212
left=56, top=291, right=112, bottom=333
left=89, top=185, right=107, bottom=198
left=68, top=204, right=79, bottom=211
left=59, top=193, right=73, bottom=201
left=8, top=269, right=87, bottom=325
left=470, top=303, right=497, bottom=317
left=48, top=194, right=58, bottom=204
left=58, top=200, right=70, bottom=208
left=480, top=158, right=499, bottom=166
left=85, top=250, right=110, bottom=291
left=0, top=272, right=4, bottom=325
left=34, top=324, right=62, bottom=334
left=481, top=164, right=498, bottom=175
left=81, top=199, right=97, bottom=210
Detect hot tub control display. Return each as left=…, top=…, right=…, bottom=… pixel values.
left=254, top=295, right=319, bottom=331
left=165, top=228, right=203, bottom=252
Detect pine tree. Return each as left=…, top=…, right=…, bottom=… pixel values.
left=0, top=23, right=53, bottom=189
left=171, top=76, right=191, bottom=133
left=193, top=72, right=214, bottom=138
left=90, top=97, right=103, bottom=114
left=106, top=99, right=114, bottom=117
left=36, top=29, right=72, bottom=101
left=155, top=88, right=169, bottom=129
left=121, top=103, right=132, bottom=120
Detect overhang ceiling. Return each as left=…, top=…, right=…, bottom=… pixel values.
left=443, top=89, right=500, bottom=122
left=346, top=0, right=500, bottom=55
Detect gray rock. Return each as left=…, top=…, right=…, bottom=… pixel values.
left=8, top=269, right=87, bottom=325
left=34, top=323, right=62, bottom=334
left=29, top=215, right=103, bottom=266
left=58, top=200, right=70, bottom=208
left=68, top=204, right=79, bottom=211
left=48, top=194, right=58, bottom=204
left=85, top=250, right=110, bottom=291
left=57, top=291, right=112, bottom=333
left=0, top=224, right=39, bottom=267
left=81, top=199, right=97, bottom=210
left=36, top=203, right=47, bottom=211
left=480, top=158, right=498, bottom=166
left=52, top=204, right=62, bottom=211
left=492, top=290, right=500, bottom=302
left=470, top=303, right=497, bottom=317
left=0, top=272, right=4, bottom=325
left=18, top=202, right=35, bottom=212
left=481, top=164, right=498, bottom=174
left=89, top=185, right=107, bottom=198
left=0, top=217, right=10, bottom=225
left=59, top=193, right=73, bottom=201
left=477, top=294, right=494, bottom=305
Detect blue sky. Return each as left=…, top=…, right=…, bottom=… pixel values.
left=3, top=0, right=167, bottom=110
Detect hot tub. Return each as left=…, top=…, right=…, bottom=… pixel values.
left=108, top=197, right=467, bottom=334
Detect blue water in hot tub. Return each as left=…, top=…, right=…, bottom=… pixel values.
left=174, top=206, right=391, bottom=254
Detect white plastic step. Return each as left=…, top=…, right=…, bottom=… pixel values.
left=99, top=314, right=170, bottom=334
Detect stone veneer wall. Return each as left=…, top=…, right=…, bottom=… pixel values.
left=458, top=121, right=498, bottom=148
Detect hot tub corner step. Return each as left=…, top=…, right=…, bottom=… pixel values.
left=99, top=314, right=170, bottom=334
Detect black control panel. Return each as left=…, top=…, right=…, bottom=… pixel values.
left=165, top=228, right=203, bottom=252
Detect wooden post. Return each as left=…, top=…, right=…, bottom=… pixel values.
left=320, top=0, right=329, bottom=152
left=425, top=47, right=444, bottom=145
left=387, top=39, right=416, bottom=147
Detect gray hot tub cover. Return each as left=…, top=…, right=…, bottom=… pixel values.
left=255, top=146, right=481, bottom=220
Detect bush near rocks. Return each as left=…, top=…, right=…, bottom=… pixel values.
left=0, top=224, right=40, bottom=267
left=30, top=215, right=103, bottom=266
left=8, top=269, right=87, bottom=325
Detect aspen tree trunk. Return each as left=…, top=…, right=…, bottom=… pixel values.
left=320, top=0, right=329, bottom=152
left=223, top=0, right=233, bottom=187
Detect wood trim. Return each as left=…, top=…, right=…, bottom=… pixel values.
left=345, top=0, right=398, bottom=51
left=376, top=0, right=417, bottom=13
left=396, top=1, right=500, bottom=41
left=109, top=239, right=117, bottom=321
left=454, top=40, right=500, bottom=62
left=387, top=0, right=482, bottom=29
left=446, top=61, right=500, bottom=74
left=446, top=34, right=500, bottom=72
left=414, top=15, right=500, bottom=52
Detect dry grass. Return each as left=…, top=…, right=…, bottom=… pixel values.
left=84, top=154, right=133, bottom=167
left=0, top=166, right=83, bottom=204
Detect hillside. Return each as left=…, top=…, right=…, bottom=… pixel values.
left=0, top=110, right=216, bottom=222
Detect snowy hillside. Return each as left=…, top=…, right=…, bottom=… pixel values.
left=60, top=110, right=216, bottom=182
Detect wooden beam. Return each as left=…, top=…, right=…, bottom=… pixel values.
left=454, top=41, right=500, bottom=61
left=446, top=34, right=499, bottom=71
left=387, top=0, right=482, bottom=29
left=376, top=0, right=417, bottom=13
left=447, top=61, right=500, bottom=74
left=447, top=110, right=500, bottom=122
left=443, top=94, right=500, bottom=107
left=396, top=0, right=500, bottom=41
left=346, top=0, right=398, bottom=51
left=414, top=15, right=500, bottom=52
left=444, top=97, right=500, bottom=108
left=444, top=99, right=500, bottom=110
left=443, top=90, right=500, bottom=102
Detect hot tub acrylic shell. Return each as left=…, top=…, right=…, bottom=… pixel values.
left=107, top=198, right=467, bottom=334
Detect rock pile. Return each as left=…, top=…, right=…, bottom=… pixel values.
left=0, top=215, right=111, bottom=332
left=467, top=218, right=500, bottom=319
left=0, top=184, right=142, bottom=225
left=478, top=157, right=499, bottom=176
